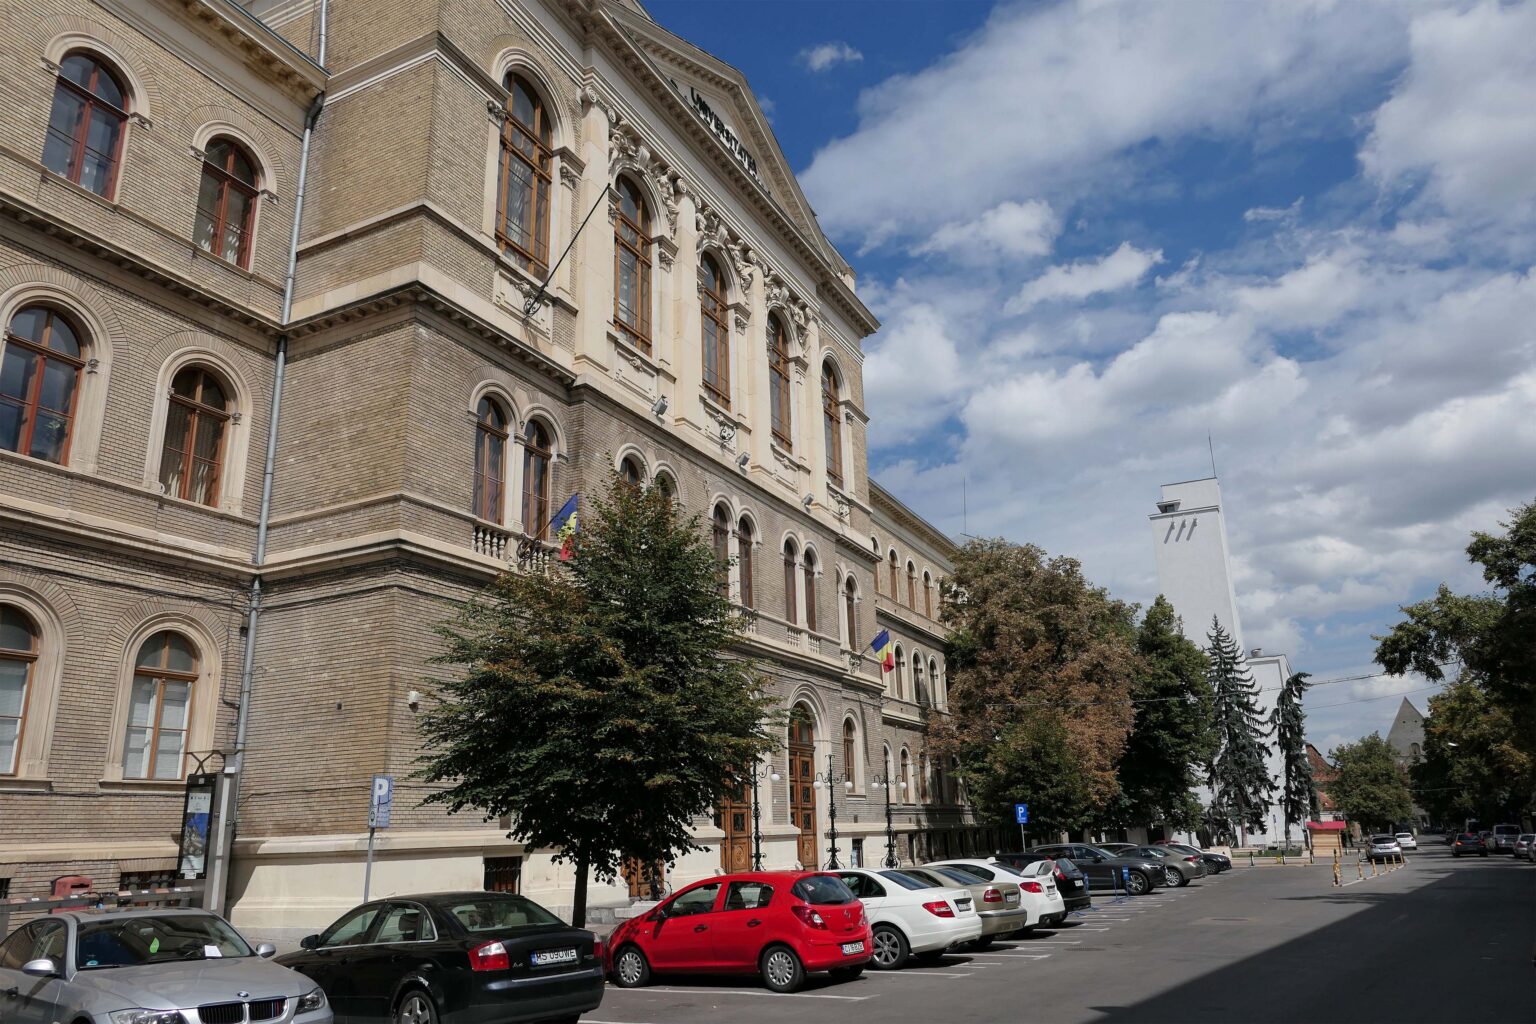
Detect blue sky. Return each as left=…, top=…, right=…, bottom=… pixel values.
left=646, top=0, right=1536, bottom=758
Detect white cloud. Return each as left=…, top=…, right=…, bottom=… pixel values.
left=1006, top=242, right=1162, bottom=313
left=915, top=200, right=1060, bottom=262
left=1244, top=197, right=1304, bottom=223
left=862, top=303, right=968, bottom=444
left=799, top=42, right=864, bottom=73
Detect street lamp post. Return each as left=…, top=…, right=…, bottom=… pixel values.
left=814, top=770, right=854, bottom=869
left=870, top=773, right=906, bottom=867
left=751, top=761, right=782, bottom=870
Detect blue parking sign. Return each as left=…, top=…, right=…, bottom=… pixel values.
left=1015, top=803, right=1029, bottom=825
left=370, top=774, right=394, bottom=829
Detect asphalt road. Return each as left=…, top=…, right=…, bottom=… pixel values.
left=585, top=845, right=1534, bottom=1024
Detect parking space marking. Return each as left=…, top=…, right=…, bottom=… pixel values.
left=622, top=986, right=872, bottom=1001
left=965, top=952, right=1053, bottom=960
left=864, top=970, right=974, bottom=979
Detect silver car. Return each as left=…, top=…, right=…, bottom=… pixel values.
left=1366, top=834, right=1403, bottom=860
left=0, top=908, right=331, bottom=1024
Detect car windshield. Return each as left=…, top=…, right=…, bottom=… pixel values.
left=878, top=871, right=932, bottom=891
left=792, top=875, right=856, bottom=905
left=1053, top=857, right=1078, bottom=873
left=442, top=894, right=562, bottom=933
left=76, top=914, right=252, bottom=969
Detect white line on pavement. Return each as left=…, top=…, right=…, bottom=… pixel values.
left=1075, top=927, right=1111, bottom=931
left=864, top=970, right=974, bottom=979
left=622, top=987, right=872, bottom=1001
left=965, top=953, right=1052, bottom=960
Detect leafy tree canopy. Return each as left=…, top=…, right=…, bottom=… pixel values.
left=1329, top=733, right=1414, bottom=833
left=1410, top=681, right=1531, bottom=825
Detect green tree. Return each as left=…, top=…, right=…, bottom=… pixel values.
left=933, top=539, right=1141, bottom=836
left=1205, top=619, right=1273, bottom=842
left=1410, top=681, right=1530, bottom=826
left=1329, top=733, right=1413, bottom=833
left=1271, top=671, right=1316, bottom=846
left=417, top=478, right=778, bottom=925
left=1113, top=596, right=1215, bottom=831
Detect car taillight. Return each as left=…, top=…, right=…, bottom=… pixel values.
left=1186, top=856, right=1200, bottom=863
left=922, top=900, right=955, bottom=918
left=790, top=905, right=828, bottom=930
left=469, top=940, right=510, bottom=971
left=856, top=905, right=867, bottom=927
left=1021, top=881, right=1044, bottom=894
left=983, top=888, right=1003, bottom=903
left=1054, top=868, right=1066, bottom=881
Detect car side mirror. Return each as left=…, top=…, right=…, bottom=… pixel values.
left=1094, top=855, right=1105, bottom=863
left=22, top=958, right=59, bottom=978
left=299, top=935, right=320, bottom=950
left=256, top=943, right=277, bottom=959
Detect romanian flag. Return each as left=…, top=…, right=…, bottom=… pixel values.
left=871, top=629, right=894, bottom=673
left=550, top=494, right=579, bottom=561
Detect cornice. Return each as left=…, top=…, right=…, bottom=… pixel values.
left=870, top=481, right=958, bottom=560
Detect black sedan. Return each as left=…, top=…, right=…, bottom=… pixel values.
left=992, top=852, right=1092, bottom=912
left=1030, top=844, right=1167, bottom=896
left=277, top=891, right=603, bottom=1024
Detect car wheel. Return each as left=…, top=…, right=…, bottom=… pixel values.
left=1124, top=870, right=1149, bottom=895
left=395, top=990, right=437, bottom=1024
left=829, top=965, right=865, bottom=981
left=612, top=945, right=651, bottom=988
left=761, top=945, right=806, bottom=993
left=870, top=924, right=910, bottom=970
left=1163, top=866, right=1184, bottom=887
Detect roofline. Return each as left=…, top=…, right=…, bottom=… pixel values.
left=202, top=0, right=329, bottom=83
left=870, top=481, right=958, bottom=558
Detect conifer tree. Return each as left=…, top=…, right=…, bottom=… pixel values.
left=1205, top=618, right=1273, bottom=844
left=1271, top=671, right=1315, bottom=849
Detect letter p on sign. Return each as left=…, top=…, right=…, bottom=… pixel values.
left=369, top=774, right=394, bottom=829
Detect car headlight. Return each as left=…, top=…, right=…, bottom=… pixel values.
left=296, top=988, right=327, bottom=1014
left=109, top=1011, right=186, bottom=1024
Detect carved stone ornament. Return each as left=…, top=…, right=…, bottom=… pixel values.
left=580, top=84, right=602, bottom=111
left=559, top=163, right=581, bottom=189
left=657, top=247, right=676, bottom=269
left=733, top=311, right=750, bottom=333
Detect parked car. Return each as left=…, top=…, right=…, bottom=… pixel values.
left=1161, top=842, right=1232, bottom=874
left=927, top=859, right=1067, bottom=929
left=0, top=908, right=330, bottom=1024
left=991, top=852, right=1092, bottom=912
left=1095, top=843, right=1136, bottom=854
left=1514, top=834, right=1535, bottom=862
left=1490, top=824, right=1521, bottom=853
left=833, top=869, right=981, bottom=969
left=605, top=871, right=869, bottom=994
left=1030, top=844, right=1168, bottom=896
left=1365, top=834, right=1403, bottom=861
left=278, top=890, right=601, bottom=1024
left=1121, top=845, right=1206, bottom=887
left=898, top=865, right=1032, bottom=945
left=1452, top=832, right=1489, bottom=857
left=1395, top=832, right=1418, bottom=851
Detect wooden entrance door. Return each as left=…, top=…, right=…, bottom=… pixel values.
left=788, top=715, right=818, bottom=868
left=622, top=857, right=665, bottom=900
left=716, top=781, right=753, bottom=873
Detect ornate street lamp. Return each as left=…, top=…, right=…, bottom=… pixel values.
left=813, top=770, right=854, bottom=868
left=869, top=772, right=906, bottom=867
left=751, top=761, right=782, bottom=870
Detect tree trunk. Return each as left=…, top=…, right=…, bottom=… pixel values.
left=571, top=848, right=590, bottom=929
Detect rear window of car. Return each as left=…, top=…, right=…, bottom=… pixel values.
left=1519, top=835, right=1535, bottom=843
left=1456, top=834, right=1478, bottom=840
left=1371, top=835, right=1396, bottom=843
left=1493, top=825, right=1519, bottom=836
left=441, top=894, right=562, bottom=932
left=878, top=871, right=932, bottom=891
left=1052, top=857, right=1078, bottom=873
left=792, top=875, right=856, bottom=905
left=933, top=866, right=987, bottom=885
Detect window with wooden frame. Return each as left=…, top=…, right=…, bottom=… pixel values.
left=618, top=454, right=643, bottom=487
left=42, top=52, right=129, bottom=198
left=473, top=397, right=509, bottom=523
left=802, top=551, right=818, bottom=633
left=194, top=138, right=259, bottom=268
left=0, top=606, right=39, bottom=776
left=768, top=316, right=792, bottom=449
left=782, top=539, right=798, bottom=624
left=923, top=571, right=933, bottom=617
left=899, top=748, right=911, bottom=799
left=655, top=471, right=676, bottom=506
left=888, top=551, right=900, bottom=600
left=821, top=363, right=842, bottom=486
left=496, top=74, right=552, bottom=276
left=843, top=575, right=858, bottom=650
left=159, top=366, right=231, bottom=507
left=1, top=306, right=84, bottom=465
left=918, top=753, right=929, bottom=802
left=907, top=561, right=917, bottom=608
left=124, top=631, right=198, bottom=781
left=700, top=253, right=730, bottom=405
left=613, top=176, right=652, bottom=354
left=737, top=516, right=755, bottom=608
left=914, top=655, right=927, bottom=707
left=712, top=504, right=731, bottom=594
left=892, top=644, right=905, bottom=699
left=521, top=420, right=552, bottom=538
left=842, top=719, right=857, bottom=784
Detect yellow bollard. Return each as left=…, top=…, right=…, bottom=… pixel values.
left=1332, top=849, right=1341, bottom=887
left=1371, top=857, right=1378, bottom=877
left=1357, top=857, right=1364, bottom=880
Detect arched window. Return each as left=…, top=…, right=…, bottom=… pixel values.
left=159, top=366, right=232, bottom=506
left=43, top=52, right=128, bottom=197
left=892, top=644, right=905, bottom=699
left=473, top=397, right=508, bottom=523
left=125, top=631, right=198, bottom=780
left=843, top=575, right=858, bottom=650
left=1, top=306, right=84, bottom=465
left=768, top=316, right=792, bottom=449
left=1410, top=742, right=1421, bottom=760
left=899, top=748, right=911, bottom=799
left=521, top=420, right=552, bottom=537
left=195, top=138, right=259, bottom=267
left=782, top=539, right=799, bottom=624
left=712, top=504, right=731, bottom=594
left=929, top=657, right=941, bottom=708
left=700, top=254, right=730, bottom=406
left=618, top=454, right=644, bottom=487
left=822, top=363, right=842, bottom=486
left=888, top=551, right=900, bottom=599
left=655, top=471, right=677, bottom=505
left=737, top=516, right=755, bottom=608
left=918, top=752, right=928, bottom=802
left=614, top=176, right=652, bottom=355
left=923, top=571, right=933, bottom=617
left=842, top=719, right=858, bottom=785
left=496, top=74, right=553, bottom=276
left=907, top=561, right=917, bottom=608
left=0, top=606, right=39, bottom=776
left=914, top=655, right=928, bottom=707
left=802, top=550, right=818, bottom=633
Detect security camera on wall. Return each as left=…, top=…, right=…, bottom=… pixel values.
left=736, top=452, right=750, bottom=469
left=802, top=493, right=815, bottom=510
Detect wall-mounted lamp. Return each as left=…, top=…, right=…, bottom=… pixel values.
left=407, top=690, right=422, bottom=712
left=651, top=395, right=668, bottom=418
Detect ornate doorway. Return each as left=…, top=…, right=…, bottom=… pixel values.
left=716, top=778, right=752, bottom=872
left=788, top=708, right=818, bottom=868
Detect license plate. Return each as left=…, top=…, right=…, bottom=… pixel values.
left=1045, top=884, right=1056, bottom=893
left=840, top=941, right=865, bottom=956
left=531, top=948, right=578, bottom=967
left=1005, top=892, right=1019, bottom=903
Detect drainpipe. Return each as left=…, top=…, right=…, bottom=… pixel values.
left=217, top=2, right=328, bottom=915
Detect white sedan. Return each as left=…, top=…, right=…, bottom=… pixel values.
left=1395, top=832, right=1418, bottom=851
left=927, top=858, right=1067, bottom=930
left=834, top=868, right=983, bottom=969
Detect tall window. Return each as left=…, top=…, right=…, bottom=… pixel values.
left=194, top=138, right=259, bottom=267
left=737, top=517, right=755, bottom=608
left=159, top=366, right=231, bottom=506
left=923, top=571, right=933, bottom=617
left=473, top=397, right=508, bottom=523
left=700, top=254, right=730, bottom=405
left=712, top=504, right=730, bottom=594
left=43, top=53, right=128, bottom=197
left=918, top=753, right=929, bottom=802
left=1, top=306, right=84, bottom=465
left=496, top=74, right=552, bottom=276
left=892, top=644, right=905, bottom=699
left=618, top=455, right=643, bottom=487
left=888, top=552, right=900, bottom=600
left=914, top=655, right=927, bottom=707
left=842, top=719, right=857, bottom=784
left=782, top=540, right=798, bottom=623
left=822, top=363, right=842, bottom=486
left=655, top=472, right=676, bottom=505
left=907, top=561, right=917, bottom=608
left=803, top=551, right=818, bottom=633
left=521, top=421, right=552, bottom=537
left=613, top=176, right=652, bottom=355
left=768, top=316, right=792, bottom=449
left=125, top=631, right=197, bottom=780
left=843, top=575, right=857, bottom=650
left=0, top=607, right=38, bottom=776
left=899, top=748, right=911, bottom=799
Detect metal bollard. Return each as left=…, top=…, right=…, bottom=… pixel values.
left=1357, top=857, right=1364, bottom=880
left=1332, top=849, right=1341, bottom=887
left=1371, top=857, right=1378, bottom=877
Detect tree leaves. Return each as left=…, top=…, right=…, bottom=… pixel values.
left=1272, top=671, right=1315, bottom=837
left=1329, top=733, right=1413, bottom=833
left=1205, top=617, right=1274, bottom=837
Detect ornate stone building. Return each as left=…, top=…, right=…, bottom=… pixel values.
left=0, top=0, right=990, bottom=932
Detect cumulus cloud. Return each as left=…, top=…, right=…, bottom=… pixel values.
left=915, top=200, right=1060, bottom=262
left=1006, top=242, right=1163, bottom=313
left=800, top=42, right=864, bottom=73
left=1243, top=197, right=1304, bottom=223
left=861, top=303, right=969, bottom=444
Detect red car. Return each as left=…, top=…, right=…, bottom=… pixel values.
left=605, top=871, right=871, bottom=993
